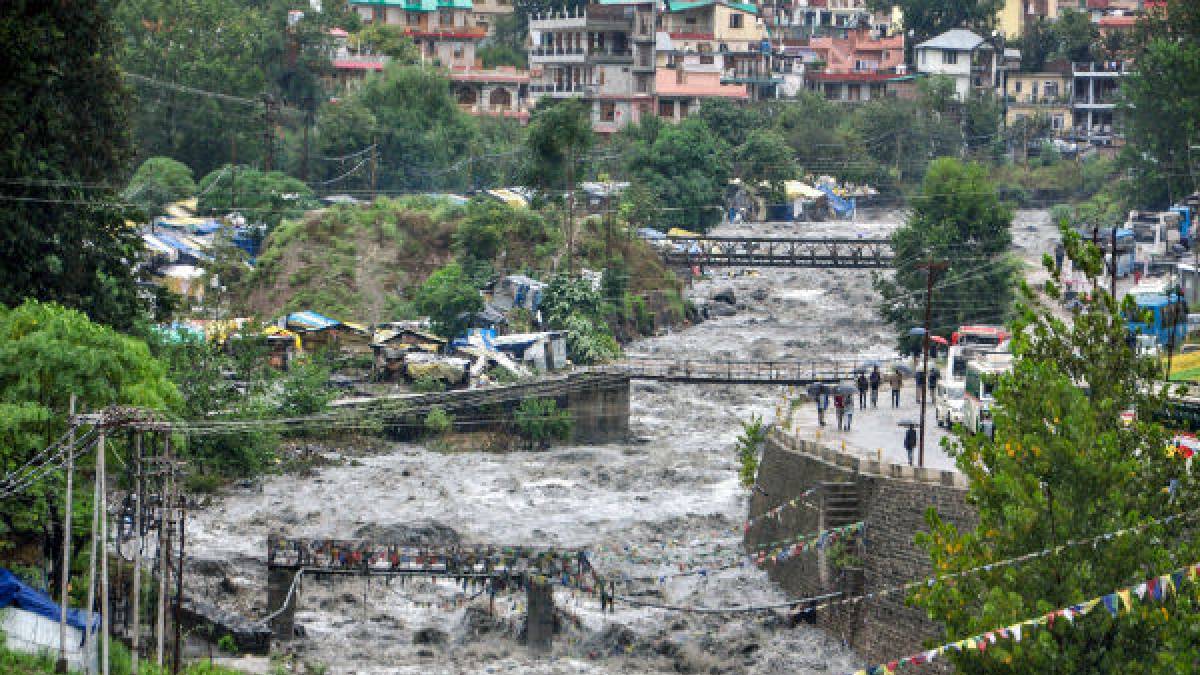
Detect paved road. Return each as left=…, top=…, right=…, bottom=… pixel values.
left=784, top=379, right=957, bottom=471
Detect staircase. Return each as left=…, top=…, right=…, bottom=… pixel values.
left=821, top=481, right=861, bottom=527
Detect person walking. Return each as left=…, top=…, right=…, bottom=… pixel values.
left=834, top=394, right=846, bottom=431
left=815, top=386, right=828, bottom=427
left=928, top=367, right=940, bottom=397
left=914, top=369, right=926, bottom=404
left=856, top=373, right=869, bottom=410
left=844, top=399, right=854, bottom=431
left=888, top=370, right=902, bottom=408
left=903, top=426, right=917, bottom=466
left=869, top=367, right=881, bottom=408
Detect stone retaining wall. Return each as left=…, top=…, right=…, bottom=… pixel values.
left=745, top=427, right=976, bottom=671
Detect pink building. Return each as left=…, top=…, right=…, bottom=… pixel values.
left=654, top=68, right=748, bottom=121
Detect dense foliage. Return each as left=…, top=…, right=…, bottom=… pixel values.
left=513, top=397, right=572, bottom=450
left=0, top=0, right=147, bottom=329
left=125, top=157, right=197, bottom=220
left=414, top=263, right=485, bottom=339
left=195, top=165, right=317, bottom=228
left=912, top=227, right=1200, bottom=672
left=876, top=158, right=1018, bottom=349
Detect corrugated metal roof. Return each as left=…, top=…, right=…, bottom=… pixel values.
left=350, top=0, right=472, bottom=10
left=914, top=29, right=987, bottom=52
left=667, top=0, right=757, bottom=15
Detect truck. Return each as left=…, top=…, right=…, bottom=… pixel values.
left=950, top=325, right=1011, bottom=349
left=962, top=353, right=1014, bottom=435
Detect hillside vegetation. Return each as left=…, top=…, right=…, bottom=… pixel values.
left=236, top=196, right=686, bottom=335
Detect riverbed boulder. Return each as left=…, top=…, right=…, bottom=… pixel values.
left=712, top=288, right=736, bottom=305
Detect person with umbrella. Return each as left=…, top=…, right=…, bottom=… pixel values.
left=869, top=366, right=881, bottom=408
left=856, top=372, right=869, bottom=410
left=928, top=366, right=940, bottom=396
left=903, top=424, right=917, bottom=466
left=813, top=384, right=829, bottom=427
left=844, top=393, right=855, bottom=430
left=914, top=368, right=926, bottom=404
left=833, top=392, right=846, bottom=431
left=888, top=368, right=903, bottom=408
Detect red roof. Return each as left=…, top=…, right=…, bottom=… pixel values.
left=1098, top=15, right=1136, bottom=27
left=334, top=60, right=386, bottom=70
left=807, top=71, right=901, bottom=82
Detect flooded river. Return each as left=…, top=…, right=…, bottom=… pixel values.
left=185, top=210, right=1054, bottom=673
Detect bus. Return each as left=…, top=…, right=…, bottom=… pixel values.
left=962, top=353, right=1014, bottom=435
left=1126, top=293, right=1188, bottom=347
left=951, top=325, right=1011, bottom=349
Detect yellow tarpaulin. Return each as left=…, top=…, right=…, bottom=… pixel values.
left=783, top=181, right=824, bottom=200
left=667, top=227, right=702, bottom=238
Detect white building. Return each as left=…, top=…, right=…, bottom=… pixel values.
left=913, top=29, right=998, bottom=102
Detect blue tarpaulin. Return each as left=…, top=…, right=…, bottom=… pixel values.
left=817, top=185, right=856, bottom=218
left=0, top=568, right=97, bottom=634
left=286, top=311, right=341, bottom=331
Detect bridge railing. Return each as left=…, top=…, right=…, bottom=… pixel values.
left=598, top=357, right=903, bottom=383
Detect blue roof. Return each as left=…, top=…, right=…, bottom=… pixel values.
left=0, top=568, right=97, bottom=635
left=1134, top=294, right=1174, bottom=308
left=154, top=232, right=213, bottom=262
left=286, top=311, right=341, bottom=331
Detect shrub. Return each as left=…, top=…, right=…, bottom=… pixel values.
left=513, top=398, right=572, bottom=450
left=424, top=406, right=454, bottom=436
left=735, top=415, right=766, bottom=488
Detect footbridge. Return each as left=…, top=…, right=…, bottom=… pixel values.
left=266, top=535, right=603, bottom=650
left=602, top=357, right=897, bottom=386
left=658, top=235, right=894, bottom=268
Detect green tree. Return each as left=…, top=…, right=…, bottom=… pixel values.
left=196, top=166, right=317, bottom=229
left=278, top=356, right=334, bottom=419
left=312, top=99, right=379, bottom=192
left=876, top=158, right=1018, bottom=350
left=1120, top=0, right=1200, bottom=207
left=911, top=227, right=1200, bottom=672
left=354, top=23, right=420, bottom=61
left=0, top=301, right=178, bottom=558
left=0, top=0, right=147, bottom=329
left=735, top=414, right=766, bottom=488
left=618, top=182, right=661, bottom=230
left=125, top=157, right=197, bottom=221
left=869, top=0, right=1002, bottom=45
left=540, top=275, right=620, bottom=364
left=478, top=14, right=528, bottom=68
left=696, top=98, right=763, bottom=148
left=424, top=406, right=454, bottom=437
left=626, top=118, right=730, bottom=231
left=1016, top=17, right=1057, bottom=73
left=414, top=263, right=483, bottom=339
left=513, top=398, right=572, bottom=450
left=1052, top=8, right=1097, bottom=63
left=525, top=99, right=595, bottom=267
left=735, top=129, right=797, bottom=204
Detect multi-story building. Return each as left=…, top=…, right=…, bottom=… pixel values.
left=469, top=0, right=515, bottom=35
left=1071, top=60, right=1128, bottom=145
left=660, top=0, right=777, bottom=100
left=996, top=0, right=1060, bottom=39
left=797, top=27, right=904, bottom=101
left=1003, top=69, right=1073, bottom=135
left=350, top=0, right=487, bottom=70
left=775, top=0, right=900, bottom=40
left=914, top=29, right=999, bottom=101
left=450, top=67, right=531, bottom=121
left=655, top=47, right=750, bottom=119
left=527, top=1, right=657, bottom=132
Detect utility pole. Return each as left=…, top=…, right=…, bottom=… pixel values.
left=98, top=430, right=109, bottom=675
left=156, top=436, right=171, bottom=668
left=263, top=95, right=275, bottom=172
left=1110, top=226, right=1118, bottom=300
left=56, top=395, right=75, bottom=674
left=84, top=451, right=99, bottom=675
left=917, top=260, right=947, bottom=468
left=130, top=433, right=143, bottom=675
left=172, top=493, right=186, bottom=675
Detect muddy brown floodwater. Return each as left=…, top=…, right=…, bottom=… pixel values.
left=185, top=210, right=1053, bottom=674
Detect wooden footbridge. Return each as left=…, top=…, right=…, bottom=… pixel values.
left=266, top=535, right=604, bottom=649
left=602, top=357, right=897, bottom=386
left=659, top=235, right=894, bottom=268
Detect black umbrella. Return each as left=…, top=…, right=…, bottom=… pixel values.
left=805, top=383, right=824, bottom=397
left=897, top=420, right=918, bottom=428
left=833, top=383, right=858, bottom=396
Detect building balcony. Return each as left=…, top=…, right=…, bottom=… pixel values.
left=591, top=48, right=633, bottom=63
left=529, top=47, right=587, bottom=64
left=529, top=13, right=588, bottom=30
left=529, top=82, right=595, bottom=97
left=1073, top=61, right=1130, bottom=76
left=403, top=26, right=487, bottom=40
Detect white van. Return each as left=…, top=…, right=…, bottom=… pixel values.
left=963, top=353, right=1013, bottom=434
left=935, top=380, right=965, bottom=428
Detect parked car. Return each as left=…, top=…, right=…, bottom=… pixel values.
left=935, top=380, right=965, bottom=428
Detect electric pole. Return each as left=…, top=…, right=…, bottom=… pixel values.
left=156, top=436, right=171, bottom=668
left=172, top=493, right=186, bottom=675
left=917, top=260, right=948, bottom=468
left=56, top=395, right=75, bottom=674
left=98, top=430, right=109, bottom=675
left=130, top=432, right=143, bottom=675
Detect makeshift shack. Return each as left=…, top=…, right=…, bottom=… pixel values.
left=405, top=352, right=470, bottom=386
left=371, top=328, right=448, bottom=381
left=0, top=568, right=98, bottom=673
left=284, top=311, right=342, bottom=352
left=492, top=331, right=569, bottom=372
left=463, top=305, right=509, bottom=333
left=492, top=275, right=546, bottom=312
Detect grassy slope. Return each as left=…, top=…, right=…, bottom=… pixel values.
left=237, top=197, right=685, bottom=330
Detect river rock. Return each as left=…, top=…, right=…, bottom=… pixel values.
left=712, top=288, right=736, bottom=305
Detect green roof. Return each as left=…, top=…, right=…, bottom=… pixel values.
left=351, top=0, right=473, bottom=10
left=667, top=0, right=758, bottom=15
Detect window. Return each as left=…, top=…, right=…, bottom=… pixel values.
left=439, top=10, right=453, bottom=26
left=454, top=45, right=464, bottom=59
left=686, top=16, right=697, bottom=25
left=920, top=50, right=927, bottom=65
left=1044, top=82, right=1058, bottom=99
left=600, top=102, right=616, bottom=122
left=700, top=54, right=714, bottom=64
left=1052, top=114, right=1064, bottom=130
left=659, top=100, right=674, bottom=117
left=597, top=70, right=606, bottom=86
left=679, top=101, right=689, bottom=117
left=729, top=13, right=743, bottom=29
left=1014, top=80, right=1022, bottom=93
left=406, top=11, right=420, bottom=25
left=636, top=74, right=650, bottom=93
left=943, top=50, right=957, bottom=65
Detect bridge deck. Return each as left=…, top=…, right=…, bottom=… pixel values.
left=602, top=358, right=898, bottom=385
left=658, top=235, right=894, bottom=268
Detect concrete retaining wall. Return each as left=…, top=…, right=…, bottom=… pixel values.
left=745, top=428, right=976, bottom=670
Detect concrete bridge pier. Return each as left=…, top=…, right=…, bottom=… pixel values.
left=267, top=567, right=298, bottom=641
left=524, top=577, right=555, bottom=651
left=566, top=374, right=630, bottom=443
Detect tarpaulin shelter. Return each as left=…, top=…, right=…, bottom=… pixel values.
left=0, top=568, right=98, bottom=672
